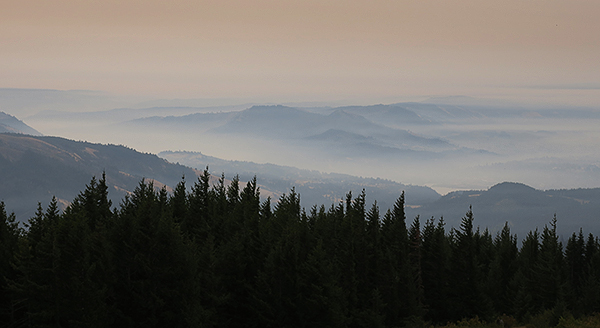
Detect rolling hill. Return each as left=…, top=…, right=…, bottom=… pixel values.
left=405, top=182, right=600, bottom=238
left=0, top=133, right=199, bottom=220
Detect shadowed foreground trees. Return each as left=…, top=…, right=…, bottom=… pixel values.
left=1, top=172, right=600, bottom=327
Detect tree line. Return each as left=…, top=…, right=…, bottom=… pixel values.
left=1, top=172, right=599, bottom=327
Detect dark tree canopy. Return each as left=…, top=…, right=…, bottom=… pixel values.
left=1, top=173, right=599, bottom=327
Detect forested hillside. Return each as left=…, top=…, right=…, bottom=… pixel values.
left=1, top=173, right=599, bottom=327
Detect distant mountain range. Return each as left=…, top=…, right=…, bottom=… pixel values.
left=119, top=104, right=488, bottom=163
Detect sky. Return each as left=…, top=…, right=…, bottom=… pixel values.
left=2, top=0, right=600, bottom=105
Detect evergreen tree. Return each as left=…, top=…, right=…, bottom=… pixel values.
left=69, top=173, right=112, bottom=230
left=109, top=180, right=201, bottom=327
left=253, top=189, right=312, bottom=327
left=18, top=199, right=60, bottom=326
left=184, top=169, right=213, bottom=241
left=379, top=192, right=418, bottom=326
left=421, top=217, right=451, bottom=323
left=408, top=215, right=424, bottom=312
left=0, top=202, right=21, bottom=326
left=487, top=222, right=518, bottom=316
left=564, top=229, right=586, bottom=314
left=513, top=229, right=541, bottom=318
left=7, top=171, right=600, bottom=326
left=213, top=177, right=264, bottom=327
left=365, top=201, right=381, bottom=291
left=19, top=175, right=114, bottom=327
left=580, top=233, right=600, bottom=314
left=169, top=177, right=188, bottom=224
left=537, top=216, right=564, bottom=311
left=449, top=206, right=489, bottom=320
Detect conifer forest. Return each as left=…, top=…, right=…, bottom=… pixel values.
left=1, top=172, right=600, bottom=328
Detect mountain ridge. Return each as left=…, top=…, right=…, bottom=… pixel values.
left=0, top=112, right=41, bottom=135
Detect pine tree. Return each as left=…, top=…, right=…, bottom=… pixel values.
left=513, top=229, right=541, bottom=318
left=252, top=189, right=309, bottom=327
left=565, top=229, right=586, bottom=314
left=537, top=216, right=564, bottom=312
left=19, top=175, right=114, bottom=327
left=18, top=199, right=61, bottom=326
left=0, top=202, right=22, bottom=326
left=69, top=173, right=112, bottom=230
left=581, top=233, right=600, bottom=313
left=109, top=180, right=201, bottom=327
left=487, top=222, right=518, bottom=316
left=421, top=217, right=451, bottom=323
left=365, top=201, right=381, bottom=291
left=184, top=169, right=212, bottom=241
left=379, top=192, right=418, bottom=325
left=449, top=206, right=489, bottom=320
left=169, top=177, right=188, bottom=224
left=408, top=215, right=424, bottom=313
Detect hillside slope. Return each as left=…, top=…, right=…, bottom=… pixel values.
left=0, top=133, right=199, bottom=220
left=0, top=112, right=41, bottom=135
left=160, top=150, right=441, bottom=210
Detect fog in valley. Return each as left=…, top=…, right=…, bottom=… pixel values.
left=3, top=0, right=600, bottom=196
left=5, top=89, right=599, bottom=196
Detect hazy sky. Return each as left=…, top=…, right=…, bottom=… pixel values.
left=2, top=0, right=600, bottom=104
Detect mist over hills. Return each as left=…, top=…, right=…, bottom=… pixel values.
left=178, top=105, right=452, bottom=149
left=0, top=112, right=41, bottom=135
left=0, top=129, right=598, bottom=238
left=159, top=150, right=440, bottom=211
left=3, top=89, right=600, bottom=233
left=0, top=88, right=150, bottom=119
left=0, top=132, right=442, bottom=222
left=120, top=104, right=470, bottom=163
left=331, top=104, right=433, bottom=126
